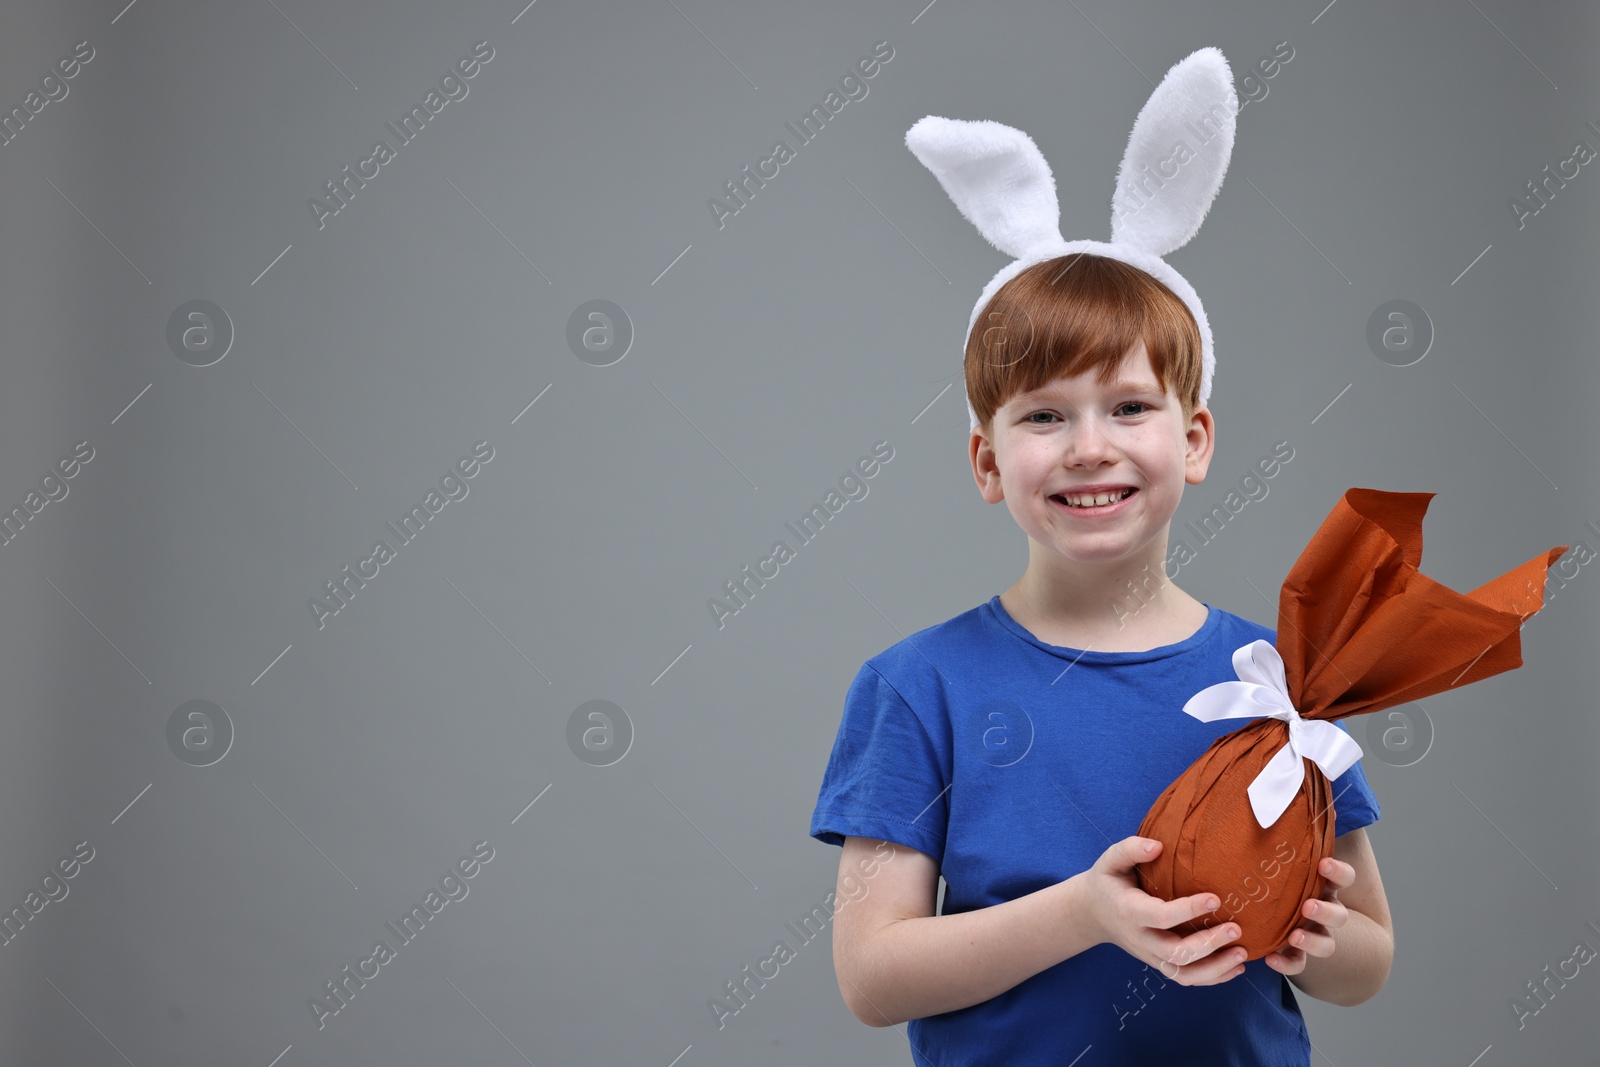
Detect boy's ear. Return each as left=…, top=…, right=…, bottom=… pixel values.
left=970, top=429, right=1005, bottom=503
left=1184, top=404, right=1216, bottom=486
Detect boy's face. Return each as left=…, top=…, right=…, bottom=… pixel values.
left=969, top=341, right=1214, bottom=572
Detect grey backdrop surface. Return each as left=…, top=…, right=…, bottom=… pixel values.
left=0, top=0, right=1596, bottom=1063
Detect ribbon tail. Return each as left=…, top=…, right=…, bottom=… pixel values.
left=1297, top=720, right=1365, bottom=782
left=1246, top=740, right=1305, bottom=829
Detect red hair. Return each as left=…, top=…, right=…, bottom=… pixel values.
left=965, top=253, right=1204, bottom=433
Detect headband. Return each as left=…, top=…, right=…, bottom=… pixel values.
left=904, top=47, right=1239, bottom=432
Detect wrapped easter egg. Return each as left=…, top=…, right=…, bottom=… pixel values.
left=1135, top=488, right=1567, bottom=961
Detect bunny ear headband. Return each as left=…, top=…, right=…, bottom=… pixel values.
left=905, top=47, right=1239, bottom=432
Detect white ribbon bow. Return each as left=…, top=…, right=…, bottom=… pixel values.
left=1182, top=640, right=1364, bottom=829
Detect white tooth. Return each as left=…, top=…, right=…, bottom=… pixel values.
left=1063, top=489, right=1128, bottom=507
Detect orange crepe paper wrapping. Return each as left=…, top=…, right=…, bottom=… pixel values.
left=1135, top=488, right=1567, bottom=961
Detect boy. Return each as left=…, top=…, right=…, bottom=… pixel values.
left=809, top=253, right=1394, bottom=1065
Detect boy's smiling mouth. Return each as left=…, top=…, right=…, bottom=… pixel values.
left=1050, top=486, right=1137, bottom=513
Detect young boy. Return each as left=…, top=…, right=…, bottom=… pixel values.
left=809, top=253, right=1394, bottom=1065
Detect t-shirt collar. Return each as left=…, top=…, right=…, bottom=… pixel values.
left=983, top=594, right=1220, bottom=665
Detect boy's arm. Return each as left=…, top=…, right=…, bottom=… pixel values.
left=830, top=835, right=1102, bottom=1026
left=1282, top=827, right=1394, bottom=1006
left=830, top=833, right=1250, bottom=1026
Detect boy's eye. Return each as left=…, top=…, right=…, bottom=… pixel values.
left=1025, top=402, right=1148, bottom=423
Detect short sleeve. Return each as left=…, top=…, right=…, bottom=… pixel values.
left=1329, top=719, right=1382, bottom=836
left=809, top=662, right=950, bottom=865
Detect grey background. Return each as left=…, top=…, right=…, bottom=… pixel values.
left=0, top=0, right=1595, bottom=1064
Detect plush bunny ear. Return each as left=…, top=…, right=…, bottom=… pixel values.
left=1109, top=47, right=1238, bottom=257
left=905, top=115, right=1065, bottom=261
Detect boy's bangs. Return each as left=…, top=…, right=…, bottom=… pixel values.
left=964, top=254, right=1202, bottom=429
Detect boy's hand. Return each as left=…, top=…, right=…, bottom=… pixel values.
left=1263, top=855, right=1356, bottom=975
left=1077, top=837, right=1248, bottom=987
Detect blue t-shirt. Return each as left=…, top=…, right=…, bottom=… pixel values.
left=810, top=595, right=1381, bottom=1067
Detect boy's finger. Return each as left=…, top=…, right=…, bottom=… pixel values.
left=1307, top=898, right=1348, bottom=930
left=1266, top=946, right=1305, bottom=973
left=1102, top=836, right=1157, bottom=876
left=1155, top=918, right=1240, bottom=977
left=1183, top=921, right=1243, bottom=963
left=1322, top=857, right=1356, bottom=886
left=1165, top=933, right=1248, bottom=983
left=1158, top=889, right=1216, bottom=927
left=1123, top=836, right=1163, bottom=867
left=1290, top=928, right=1336, bottom=958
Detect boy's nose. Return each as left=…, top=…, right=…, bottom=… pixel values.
left=1062, top=418, right=1118, bottom=464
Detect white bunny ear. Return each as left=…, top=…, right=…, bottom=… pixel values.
left=1110, top=47, right=1238, bottom=257
left=905, top=115, right=1065, bottom=261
